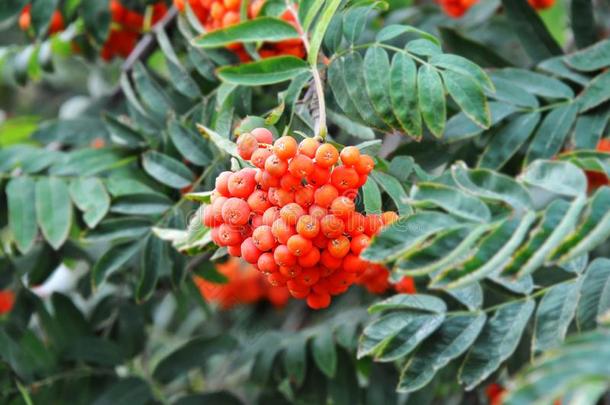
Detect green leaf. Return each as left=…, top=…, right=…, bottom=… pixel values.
left=578, top=70, right=610, bottom=113
left=137, top=235, right=171, bottom=302
left=479, top=112, right=541, bottom=169
left=110, top=194, right=173, bottom=216
left=312, top=329, right=337, bottom=378
left=533, top=278, right=582, bottom=353
left=197, top=124, right=239, bottom=157
left=503, top=196, right=586, bottom=278
left=521, top=160, right=587, bottom=197
left=64, top=337, right=124, bottom=366
left=81, top=0, right=110, bottom=44
left=371, top=171, right=413, bottom=215
left=406, top=39, right=442, bottom=57
left=576, top=258, right=610, bottom=330
left=91, top=242, right=141, bottom=288
left=103, top=114, right=146, bottom=148
left=368, top=294, right=447, bottom=314
left=30, top=0, right=59, bottom=37
left=396, top=225, right=491, bottom=277
left=142, top=151, right=193, bottom=189
left=573, top=110, right=609, bottom=149
left=358, top=311, right=445, bottom=361
left=85, top=217, right=152, bottom=243
left=156, top=28, right=201, bottom=99
left=376, top=24, right=440, bottom=46
left=398, top=313, right=486, bottom=393
left=168, top=120, right=211, bottom=166
left=363, top=47, right=400, bottom=128
left=217, top=56, right=309, bottom=86
left=488, top=77, right=539, bottom=108
left=451, top=163, right=534, bottom=210
left=342, top=5, right=375, bottom=44
left=564, top=39, right=610, bottom=72
left=192, top=17, right=298, bottom=48
left=390, top=52, right=421, bottom=138
left=49, top=148, right=125, bottom=177
left=69, top=178, right=110, bottom=229
left=92, top=377, right=153, bottom=405
left=491, top=68, right=573, bottom=99
left=283, top=336, right=308, bottom=386
left=132, top=62, right=173, bottom=117
left=438, top=27, right=513, bottom=68
left=328, top=56, right=365, bottom=126
left=431, top=211, right=536, bottom=289
left=445, top=102, right=518, bottom=143
left=524, top=103, right=579, bottom=165
left=417, top=65, right=446, bottom=137
left=308, top=0, right=342, bottom=65
left=7, top=177, right=38, bottom=254
left=538, top=56, right=590, bottom=86
left=362, top=178, right=382, bottom=215
left=500, top=0, right=562, bottom=62
left=430, top=53, right=494, bottom=92
left=362, top=212, right=460, bottom=263
left=571, top=0, right=596, bottom=49
left=410, top=182, right=491, bottom=223
left=105, top=177, right=155, bottom=197
left=459, top=299, right=535, bottom=390
left=153, top=335, right=237, bottom=383
left=35, top=177, right=72, bottom=250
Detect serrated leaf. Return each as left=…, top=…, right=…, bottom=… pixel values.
left=504, top=196, right=586, bottom=278
left=577, top=258, right=610, bottom=330
left=7, top=177, right=37, bottom=254
left=368, top=294, right=447, bottom=314
left=363, top=47, right=400, bottom=128
left=410, top=182, right=491, bottom=223
left=431, top=211, right=536, bottom=289
left=564, top=38, right=610, bottom=72
left=459, top=299, right=535, bottom=390
left=417, top=65, right=446, bottom=137
left=390, top=52, right=421, bottom=138
left=370, top=171, right=412, bottom=216
left=430, top=53, right=494, bottom=92
left=398, top=313, right=486, bottom=393
left=451, top=163, right=534, bottom=210
left=312, top=329, right=337, bottom=378
left=69, top=178, right=110, bottom=228
left=35, top=177, right=72, bottom=250
left=533, top=278, right=581, bottom=353
left=479, top=112, right=541, bottom=170
left=362, top=212, right=460, bottom=263
left=491, top=68, right=573, bottom=99
left=578, top=70, right=610, bottom=113
left=217, top=56, right=308, bottom=86
left=142, top=151, right=193, bottom=189
left=500, top=0, right=562, bottom=62
left=168, top=120, right=211, bottom=166
left=91, top=242, right=141, bottom=288
left=192, top=17, right=298, bottom=48
left=358, top=312, right=445, bottom=361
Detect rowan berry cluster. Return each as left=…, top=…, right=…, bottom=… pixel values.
left=0, top=290, right=15, bottom=315
left=18, top=4, right=64, bottom=34
left=202, top=127, right=401, bottom=309
left=101, top=0, right=168, bottom=61
left=194, top=258, right=290, bottom=309
left=438, top=0, right=555, bottom=18
left=174, top=0, right=305, bottom=61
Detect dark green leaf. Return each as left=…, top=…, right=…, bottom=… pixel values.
left=577, top=258, right=610, bottom=330
left=491, top=68, right=573, bottom=99
left=7, top=177, right=37, bottom=254
left=168, top=120, right=211, bottom=166
left=35, top=177, right=72, bottom=250
left=390, top=52, right=421, bottom=138
left=363, top=47, right=400, bottom=128
left=69, top=178, right=110, bottom=228
left=312, top=329, right=337, bottom=378
left=110, top=193, right=173, bottom=216
left=81, top=0, right=110, bottom=44
left=368, top=294, right=447, bottom=314
left=417, top=65, right=446, bottom=137
left=218, top=56, right=309, bottom=86
left=371, top=171, right=412, bottom=215
left=441, top=70, right=490, bottom=129
left=142, top=151, right=193, bottom=189
left=571, top=0, right=596, bottom=49
left=192, top=17, right=298, bottom=48
left=525, top=103, right=579, bottom=164
left=430, top=53, right=494, bottom=92
left=92, top=377, right=152, bottom=405
left=564, top=39, right=610, bottom=72
left=579, top=70, right=610, bottom=112
left=137, top=235, right=171, bottom=302
left=362, top=178, right=382, bottom=215
left=410, top=182, right=491, bottom=222
left=91, top=242, right=141, bottom=288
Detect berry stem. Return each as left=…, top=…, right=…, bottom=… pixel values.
left=285, top=1, right=327, bottom=140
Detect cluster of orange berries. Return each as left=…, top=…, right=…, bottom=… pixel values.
left=174, top=0, right=305, bottom=61
left=438, top=0, right=555, bottom=18
left=18, top=4, right=64, bottom=34
left=203, top=127, right=404, bottom=309
left=357, top=265, right=416, bottom=295
left=101, top=0, right=168, bottom=60
left=194, top=258, right=290, bottom=309
left=0, top=290, right=14, bottom=315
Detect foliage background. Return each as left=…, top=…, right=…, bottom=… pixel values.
left=1, top=0, right=610, bottom=404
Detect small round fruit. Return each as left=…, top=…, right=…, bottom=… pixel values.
left=251, top=127, right=274, bottom=144
left=315, top=144, right=339, bottom=168
left=221, top=197, right=250, bottom=225
left=273, top=136, right=298, bottom=160
left=241, top=237, right=262, bottom=264
left=340, top=146, right=360, bottom=166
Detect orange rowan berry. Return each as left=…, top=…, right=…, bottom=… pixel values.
left=364, top=214, right=383, bottom=236
left=271, top=218, right=295, bottom=244
left=345, top=212, right=366, bottom=236
left=307, top=292, right=330, bottom=309
left=265, top=155, right=288, bottom=177
left=330, top=196, right=355, bottom=219
left=340, top=146, right=360, bottom=166
left=251, top=127, right=274, bottom=144
left=309, top=205, right=327, bottom=220
left=217, top=223, right=242, bottom=246
left=228, top=169, right=257, bottom=198
left=314, top=184, right=339, bottom=208
left=227, top=244, right=241, bottom=257
left=280, top=174, right=302, bottom=192
left=262, top=206, right=280, bottom=226
left=280, top=203, right=304, bottom=226
left=296, top=215, right=320, bottom=239
left=320, top=250, right=342, bottom=270
left=298, top=248, right=321, bottom=268
left=215, top=171, right=232, bottom=196
left=298, top=138, right=320, bottom=158
left=320, top=214, right=345, bottom=239
left=273, top=136, right=298, bottom=160
left=241, top=237, right=262, bottom=264
left=288, top=154, right=314, bottom=178
left=267, top=272, right=288, bottom=287
left=212, top=196, right=228, bottom=223
left=315, top=143, right=339, bottom=168
left=247, top=190, right=271, bottom=214
left=343, top=254, right=367, bottom=273
left=294, top=186, right=314, bottom=207
left=331, top=166, right=359, bottom=191
left=382, top=211, right=399, bottom=225
left=287, top=234, right=313, bottom=256
left=328, top=236, right=350, bottom=258
left=274, top=245, right=297, bottom=267
left=237, top=132, right=259, bottom=160
left=210, top=1, right=225, bottom=19
left=222, top=197, right=251, bottom=225
left=355, top=155, right=375, bottom=175
left=350, top=234, right=370, bottom=255
left=252, top=225, right=275, bottom=251
left=308, top=164, right=331, bottom=186
left=222, top=11, right=240, bottom=26
left=257, top=252, right=278, bottom=274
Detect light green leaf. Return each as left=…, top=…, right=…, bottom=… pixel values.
left=362, top=177, right=382, bottom=215
left=69, top=178, right=110, bottom=228
left=445, top=102, right=518, bottom=143
left=369, top=294, right=447, bottom=314
left=410, top=182, right=491, bottom=223
left=307, top=0, right=341, bottom=66
left=491, top=68, right=573, bottom=99
left=578, top=70, right=610, bottom=113
left=217, top=56, right=309, bottom=86
left=35, top=177, right=72, bottom=250
left=192, top=17, right=298, bottom=48
left=441, top=70, right=490, bottom=129
left=363, top=47, right=400, bottom=128
left=197, top=124, right=239, bottom=158
left=564, top=38, right=610, bottom=72
left=520, top=160, right=587, bottom=197
left=370, top=171, right=412, bottom=216
left=376, top=24, right=440, bottom=45
left=576, top=258, right=610, bottom=330
left=430, top=53, right=494, bottom=92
